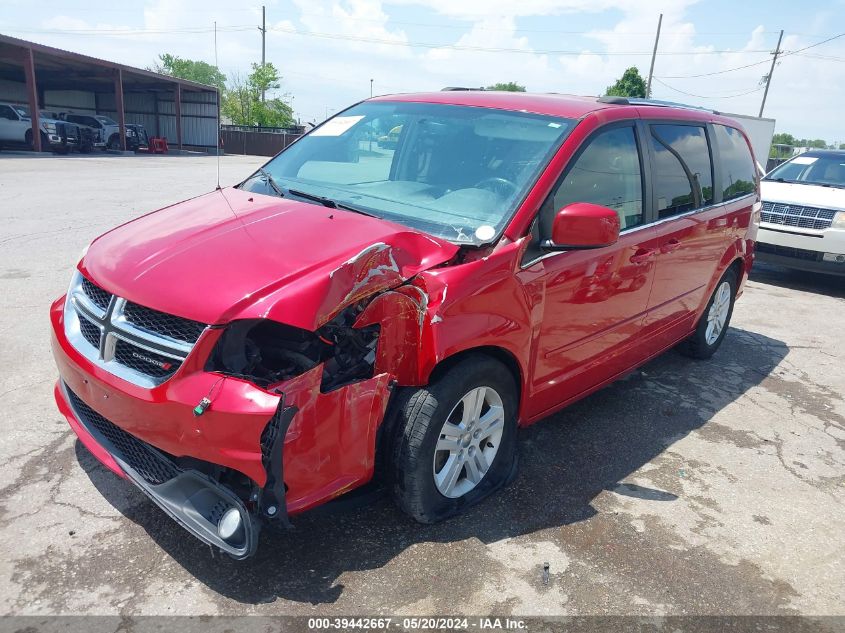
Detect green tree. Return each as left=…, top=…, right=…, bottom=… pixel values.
left=605, top=67, right=647, bottom=98
left=152, top=53, right=226, bottom=90
left=771, top=132, right=796, bottom=147
left=486, top=81, right=526, bottom=92
left=839, top=143, right=845, bottom=150
left=222, top=63, right=294, bottom=127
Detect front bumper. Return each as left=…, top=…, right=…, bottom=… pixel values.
left=755, top=243, right=845, bottom=276
left=757, top=224, right=845, bottom=276
left=50, top=294, right=394, bottom=555
left=56, top=380, right=262, bottom=558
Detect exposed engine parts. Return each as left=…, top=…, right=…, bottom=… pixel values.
left=207, top=304, right=379, bottom=392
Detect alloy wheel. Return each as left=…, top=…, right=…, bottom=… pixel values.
left=432, top=386, right=505, bottom=498
left=705, top=280, right=732, bottom=345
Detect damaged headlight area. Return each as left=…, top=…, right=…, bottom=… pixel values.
left=206, top=304, right=379, bottom=392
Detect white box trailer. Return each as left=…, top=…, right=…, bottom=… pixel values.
left=721, top=112, right=776, bottom=174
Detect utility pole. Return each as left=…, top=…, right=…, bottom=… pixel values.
left=259, top=5, right=266, bottom=102
left=645, top=13, right=662, bottom=99
left=759, top=29, right=784, bottom=117
left=370, top=78, right=373, bottom=98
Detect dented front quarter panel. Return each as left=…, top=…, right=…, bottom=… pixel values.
left=269, top=365, right=393, bottom=514
left=355, top=239, right=535, bottom=420
left=231, top=230, right=458, bottom=330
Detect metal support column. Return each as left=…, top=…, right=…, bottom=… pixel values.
left=114, top=68, right=126, bottom=151
left=174, top=82, right=182, bottom=151
left=23, top=47, right=41, bottom=152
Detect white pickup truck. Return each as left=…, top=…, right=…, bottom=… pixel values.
left=0, top=102, right=81, bottom=152
left=63, top=112, right=138, bottom=150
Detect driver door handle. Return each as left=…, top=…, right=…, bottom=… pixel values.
left=630, top=248, right=656, bottom=264
left=660, top=238, right=681, bottom=254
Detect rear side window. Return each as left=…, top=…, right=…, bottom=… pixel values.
left=649, top=124, right=713, bottom=218
left=551, top=126, right=644, bottom=230
left=713, top=124, right=756, bottom=200
left=0, top=105, right=15, bottom=120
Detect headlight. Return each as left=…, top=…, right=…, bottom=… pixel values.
left=832, top=212, right=845, bottom=230
left=206, top=310, right=378, bottom=391
left=40, top=121, right=56, bottom=133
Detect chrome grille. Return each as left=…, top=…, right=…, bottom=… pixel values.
left=78, top=314, right=102, bottom=348
left=122, top=302, right=206, bottom=344
left=112, top=338, right=182, bottom=379
left=81, top=277, right=112, bottom=311
left=761, top=201, right=837, bottom=231
left=64, top=271, right=208, bottom=387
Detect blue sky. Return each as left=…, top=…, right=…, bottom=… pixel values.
left=1, top=0, right=843, bottom=141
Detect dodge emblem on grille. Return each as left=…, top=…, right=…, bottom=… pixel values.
left=130, top=351, right=173, bottom=370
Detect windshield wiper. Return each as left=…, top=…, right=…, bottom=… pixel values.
left=765, top=177, right=845, bottom=189
left=764, top=177, right=800, bottom=183
left=257, top=168, right=284, bottom=198
left=287, top=189, right=377, bottom=217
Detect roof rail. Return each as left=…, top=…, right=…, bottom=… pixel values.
left=623, top=97, right=722, bottom=115
left=441, top=86, right=486, bottom=91
left=597, top=96, right=629, bottom=104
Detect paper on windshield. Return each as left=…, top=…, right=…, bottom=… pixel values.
left=791, top=156, right=818, bottom=165
left=311, top=116, right=365, bottom=137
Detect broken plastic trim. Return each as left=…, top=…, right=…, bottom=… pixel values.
left=206, top=305, right=379, bottom=393
left=258, top=396, right=297, bottom=526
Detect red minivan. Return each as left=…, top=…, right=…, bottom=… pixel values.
left=50, top=91, right=759, bottom=558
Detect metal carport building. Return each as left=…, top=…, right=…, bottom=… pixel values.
left=0, top=33, right=219, bottom=152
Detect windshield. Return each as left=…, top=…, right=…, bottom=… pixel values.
left=243, top=101, right=575, bottom=244
left=12, top=105, right=30, bottom=118
left=95, top=115, right=117, bottom=125
left=765, top=154, right=845, bottom=189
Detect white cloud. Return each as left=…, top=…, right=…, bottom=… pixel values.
left=1, top=0, right=841, bottom=137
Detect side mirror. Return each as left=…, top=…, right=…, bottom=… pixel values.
left=542, top=202, right=621, bottom=250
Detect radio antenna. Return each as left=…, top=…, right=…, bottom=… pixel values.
left=214, top=20, right=221, bottom=190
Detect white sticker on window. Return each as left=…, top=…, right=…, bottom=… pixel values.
left=311, top=115, right=365, bottom=137
left=475, top=225, right=496, bottom=241
left=791, top=156, right=818, bottom=165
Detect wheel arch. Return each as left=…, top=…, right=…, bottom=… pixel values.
left=428, top=345, right=524, bottom=410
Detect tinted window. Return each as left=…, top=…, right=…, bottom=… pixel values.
left=650, top=124, right=713, bottom=218
left=551, top=126, right=644, bottom=230
left=714, top=124, right=756, bottom=199
left=0, top=105, right=15, bottom=120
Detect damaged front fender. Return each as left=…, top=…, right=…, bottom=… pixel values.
left=229, top=232, right=458, bottom=331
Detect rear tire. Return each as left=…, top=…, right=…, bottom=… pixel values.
left=389, top=356, right=519, bottom=523
left=678, top=267, right=738, bottom=360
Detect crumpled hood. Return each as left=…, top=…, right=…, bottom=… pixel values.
left=761, top=180, right=845, bottom=211
left=81, top=187, right=458, bottom=330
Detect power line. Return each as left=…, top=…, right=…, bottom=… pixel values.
left=658, top=30, right=845, bottom=78
left=652, top=76, right=763, bottom=99
left=793, top=52, right=845, bottom=62
left=0, top=25, right=775, bottom=55
left=266, top=24, right=773, bottom=56
left=657, top=57, right=774, bottom=79
left=1, top=25, right=257, bottom=35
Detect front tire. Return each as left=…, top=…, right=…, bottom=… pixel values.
left=389, top=356, right=518, bottom=523
left=678, top=267, right=738, bottom=359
